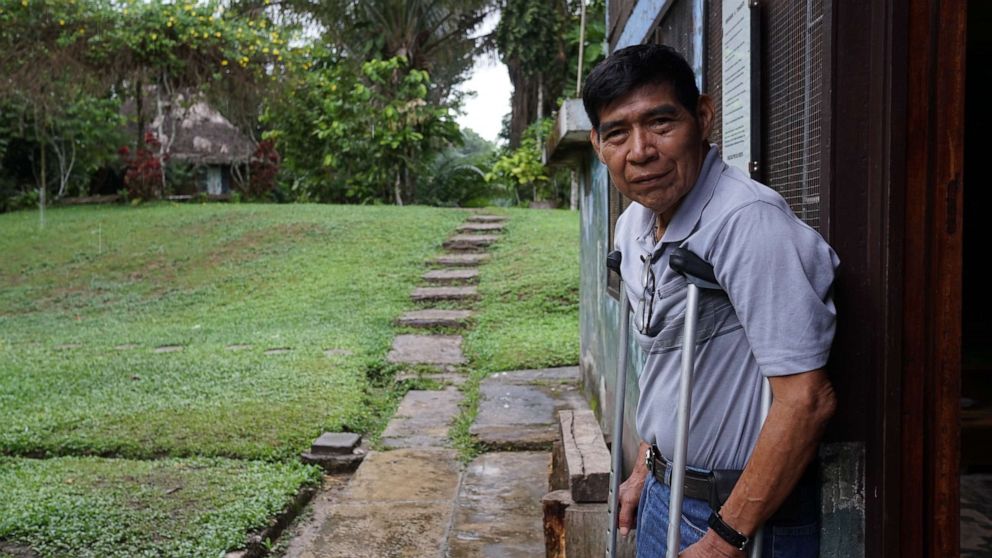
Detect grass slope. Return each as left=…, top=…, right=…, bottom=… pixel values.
left=463, top=208, right=580, bottom=372
left=0, top=203, right=465, bottom=460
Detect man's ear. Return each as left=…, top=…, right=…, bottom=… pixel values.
left=589, top=129, right=606, bottom=163
left=696, top=94, right=715, bottom=141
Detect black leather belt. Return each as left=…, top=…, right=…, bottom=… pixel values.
left=647, top=445, right=818, bottom=522
left=647, top=445, right=741, bottom=510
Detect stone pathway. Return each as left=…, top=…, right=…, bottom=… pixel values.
left=287, top=212, right=586, bottom=557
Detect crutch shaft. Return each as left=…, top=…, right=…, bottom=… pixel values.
left=606, top=295, right=631, bottom=558
left=666, top=283, right=701, bottom=557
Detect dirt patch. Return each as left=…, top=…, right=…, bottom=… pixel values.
left=0, top=541, right=40, bottom=558
left=203, top=223, right=327, bottom=268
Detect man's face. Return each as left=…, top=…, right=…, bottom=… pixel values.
left=590, top=82, right=713, bottom=216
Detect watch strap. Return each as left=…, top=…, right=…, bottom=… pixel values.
left=707, top=510, right=749, bottom=551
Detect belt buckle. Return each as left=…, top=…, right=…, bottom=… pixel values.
left=645, top=447, right=652, bottom=472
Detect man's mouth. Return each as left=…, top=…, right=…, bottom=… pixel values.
left=629, top=170, right=672, bottom=184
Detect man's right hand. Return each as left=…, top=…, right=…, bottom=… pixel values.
left=619, top=441, right=652, bottom=536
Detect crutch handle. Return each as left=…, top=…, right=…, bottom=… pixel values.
left=669, top=247, right=717, bottom=285
left=607, top=250, right=623, bottom=276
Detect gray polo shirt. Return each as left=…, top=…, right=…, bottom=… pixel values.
left=614, top=146, right=838, bottom=471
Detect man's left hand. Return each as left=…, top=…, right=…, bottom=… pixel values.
left=680, top=530, right=747, bottom=558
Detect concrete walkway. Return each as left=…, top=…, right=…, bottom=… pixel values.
left=285, top=212, right=587, bottom=557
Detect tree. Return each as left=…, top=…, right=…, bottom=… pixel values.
left=487, top=118, right=552, bottom=204
left=264, top=54, right=460, bottom=204
left=0, top=0, right=119, bottom=220
left=270, top=0, right=494, bottom=102
left=495, top=0, right=568, bottom=147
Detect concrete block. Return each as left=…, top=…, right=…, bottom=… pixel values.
left=559, top=410, right=611, bottom=502
left=310, top=432, right=361, bottom=455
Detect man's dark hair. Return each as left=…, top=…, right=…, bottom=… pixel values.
left=582, top=44, right=700, bottom=131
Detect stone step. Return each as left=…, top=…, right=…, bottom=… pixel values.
left=387, top=335, right=466, bottom=365
left=292, top=448, right=461, bottom=558
left=422, top=268, right=479, bottom=285
left=446, top=452, right=549, bottom=558
left=380, top=388, right=464, bottom=449
left=443, top=234, right=500, bottom=251
left=470, top=367, right=588, bottom=450
left=396, top=309, right=473, bottom=328
left=466, top=215, right=508, bottom=223
left=410, top=286, right=479, bottom=302
left=457, top=222, right=505, bottom=233
left=429, top=253, right=491, bottom=267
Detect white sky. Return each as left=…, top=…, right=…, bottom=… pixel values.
left=455, top=13, right=512, bottom=145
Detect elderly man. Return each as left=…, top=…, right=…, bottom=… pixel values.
left=582, top=44, right=838, bottom=558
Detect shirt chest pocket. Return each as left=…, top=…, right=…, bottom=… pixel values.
left=646, top=284, right=739, bottom=355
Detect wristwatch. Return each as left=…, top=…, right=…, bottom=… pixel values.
left=707, top=509, right=749, bottom=551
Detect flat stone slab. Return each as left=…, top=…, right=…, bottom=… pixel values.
left=466, top=215, right=509, bottom=223
left=446, top=452, right=549, bottom=558
left=311, top=432, right=361, bottom=456
left=296, top=501, right=451, bottom=558
left=344, top=448, right=461, bottom=502
left=264, top=347, right=292, bottom=355
left=457, top=222, right=505, bottom=232
left=381, top=388, right=464, bottom=449
left=397, top=309, right=473, bottom=328
left=422, top=268, right=479, bottom=284
left=430, top=253, right=490, bottom=267
left=470, top=367, right=588, bottom=450
left=488, top=366, right=581, bottom=384
left=154, top=345, right=183, bottom=353
left=387, top=335, right=466, bottom=365
left=395, top=371, right=468, bottom=386
left=226, top=344, right=252, bottom=351
left=323, top=348, right=352, bottom=358
left=443, top=235, right=500, bottom=251
left=296, top=449, right=461, bottom=557
left=410, top=286, right=479, bottom=302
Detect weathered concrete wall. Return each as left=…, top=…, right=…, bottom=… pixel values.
left=578, top=155, right=645, bottom=478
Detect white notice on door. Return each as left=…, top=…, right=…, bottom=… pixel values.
left=722, top=0, right=751, bottom=174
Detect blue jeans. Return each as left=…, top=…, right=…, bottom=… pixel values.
left=635, top=474, right=819, bottom=557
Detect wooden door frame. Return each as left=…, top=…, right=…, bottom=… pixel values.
left=901, top=0, right=965, bottom=556
left=828, top=1, right=964, bottom=556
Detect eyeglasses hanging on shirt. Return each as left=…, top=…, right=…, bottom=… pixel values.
left=635, top=251, right=665, bottom=336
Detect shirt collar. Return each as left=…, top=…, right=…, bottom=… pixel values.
left=658, top=145, right=723, bottom=245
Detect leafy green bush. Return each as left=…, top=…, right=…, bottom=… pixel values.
left=264, top=53, right=460, bottom=205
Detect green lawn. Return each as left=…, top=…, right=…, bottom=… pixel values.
left=0, top=203, right=465, bottom=460
left=0, top=456, right=320, bottom=558
left=0, top=202, right=580, bottom=556
left=463, top=208, right=580, bottom=372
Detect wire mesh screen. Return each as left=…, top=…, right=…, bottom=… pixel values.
left=653, top=0, right=695, bottom=72
left=763, top=0, right=825, bottom=230
left=705, top=0, right=723, bottom=147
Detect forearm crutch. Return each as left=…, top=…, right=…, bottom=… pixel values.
left=605, top=249, right=629, bottom=558
left=668, top=248, right=771, bottom=557
left=666, top=248, right=720, bottom=557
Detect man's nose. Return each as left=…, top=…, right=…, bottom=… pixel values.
left=626, top=127, right=657, bottom=164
